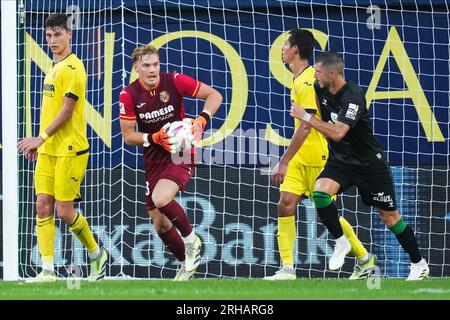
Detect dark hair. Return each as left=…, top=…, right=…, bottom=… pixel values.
left=45, top=13, right=71, bottom=31
left=316, top=51, right=344, bottom=75
left=288, top=29, right=315, bottom=60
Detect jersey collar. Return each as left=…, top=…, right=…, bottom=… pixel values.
left=52, top=52, right=74, bottom=67
left=293, top=65, right=311, bottom=81
left=334, top=81, right=351, bottom=98
left=137, top=77, right=161, bottom=97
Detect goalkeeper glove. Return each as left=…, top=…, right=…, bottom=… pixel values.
left=148, top=123, right=176, bottom=153
left=191, top=111, right=211, bottom=145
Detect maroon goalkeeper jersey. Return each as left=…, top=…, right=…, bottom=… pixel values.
left=119, top=72, right=201, bottom=170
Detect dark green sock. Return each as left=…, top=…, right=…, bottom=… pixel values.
left=313, top=191, right=343, bottom=239
left=389, top=218, right=422, bottom=263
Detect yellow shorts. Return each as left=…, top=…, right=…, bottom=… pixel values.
left=35, top=152, right=89, bottom=201
left=279, top=159, right=323, bottom=198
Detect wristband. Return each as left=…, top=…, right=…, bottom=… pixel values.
left=40, top=131, right=49, bottom=141
left=302, top=113, right=312, bottom=122
left=143, top=133, right=151, bottom=147
left=199, top=110, right=212, bottom=123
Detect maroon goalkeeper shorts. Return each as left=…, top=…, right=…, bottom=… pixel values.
left=144, top=161, right=196, bottom=211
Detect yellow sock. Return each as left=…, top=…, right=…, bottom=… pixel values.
left=339, top=216, right=367, bottom=260
left=277, top=215, right=296, bottom=266
left=69, top=212, right=98, bottom=254
left=36, top=214, right=56, bottom=263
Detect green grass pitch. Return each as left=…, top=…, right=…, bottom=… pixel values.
left=0, top=278, right=449, bottom=300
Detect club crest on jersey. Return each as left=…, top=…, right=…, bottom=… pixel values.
left=160, top=91, right=170, bottom=103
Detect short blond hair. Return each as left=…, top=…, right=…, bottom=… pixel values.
left=132, top=44, right=159, bottom=64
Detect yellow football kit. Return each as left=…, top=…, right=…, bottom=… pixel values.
left=35, top=53, right=89, bottom=201
left=33, top=53, right=99, bottom=266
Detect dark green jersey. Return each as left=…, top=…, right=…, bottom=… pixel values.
left=314, top=80, right=385, bottom=166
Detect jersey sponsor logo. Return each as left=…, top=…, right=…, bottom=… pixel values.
left=119, top=102, right=126, bottom=114
left=137, top=102, right=146, bottom=108
left=160, top=91, right=170, bottom=103
left=43, top=83, right=55, bottom=97
left=372, top=192, right=395, bottom=208
left=43, top=83, right=55, bottom=92
left=139, top=104, right=175, bottom=123
left=345, top=103, right=359, bottom=120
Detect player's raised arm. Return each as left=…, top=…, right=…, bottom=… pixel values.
left=191, top=83, right=223, bottom=144
left=194, top=82, right=223, bottom=117
left=290, top=102, right=350, bottom=142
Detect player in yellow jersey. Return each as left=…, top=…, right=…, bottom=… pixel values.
left=17, top=13, right=107, bottom=282
left=264, top=29, right=377, bottom=280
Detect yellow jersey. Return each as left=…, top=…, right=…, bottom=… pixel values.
left=291, top=66, right=328, bottom=167
left=38, top=53, right=89, bottom=156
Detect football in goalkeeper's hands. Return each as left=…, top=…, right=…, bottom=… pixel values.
left=166, top=119, right=194, bottom=154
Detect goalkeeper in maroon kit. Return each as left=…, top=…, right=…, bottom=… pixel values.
left=119, top=44, right=222, bottom=280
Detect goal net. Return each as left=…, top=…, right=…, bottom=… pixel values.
left=11, top=0, right=450, bottom=279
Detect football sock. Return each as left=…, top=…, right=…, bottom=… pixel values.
left=69, top=211, right=99, bottom=254
left=159, top=200, right=193, bottom=237
left=182, top=230, right=197, bottom=244
left=36, top=214, right=56, bottom=271
left=88, top=247, right=101, bottom=260
left=277, top=215, right=296, bottom=266
left=339, top=216, right=368, bottom=260
left=358, top=253, right=370, bottom=265
left=159, top=226, right=185, bottom=261
left=389, top=217, right=422, bottom=263
left=282, top=264, right=294, bottom=272
left=313, top=192, right=343, bottom=238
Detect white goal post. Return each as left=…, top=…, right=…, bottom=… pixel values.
left=2, top=0, right=19, bottom=281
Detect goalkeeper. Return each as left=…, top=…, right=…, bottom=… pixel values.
left=265, top=29, right=376, bottom=281
left=17, top=13, right=107, bottom=282
left=119, top=44, right=222, bottom=280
